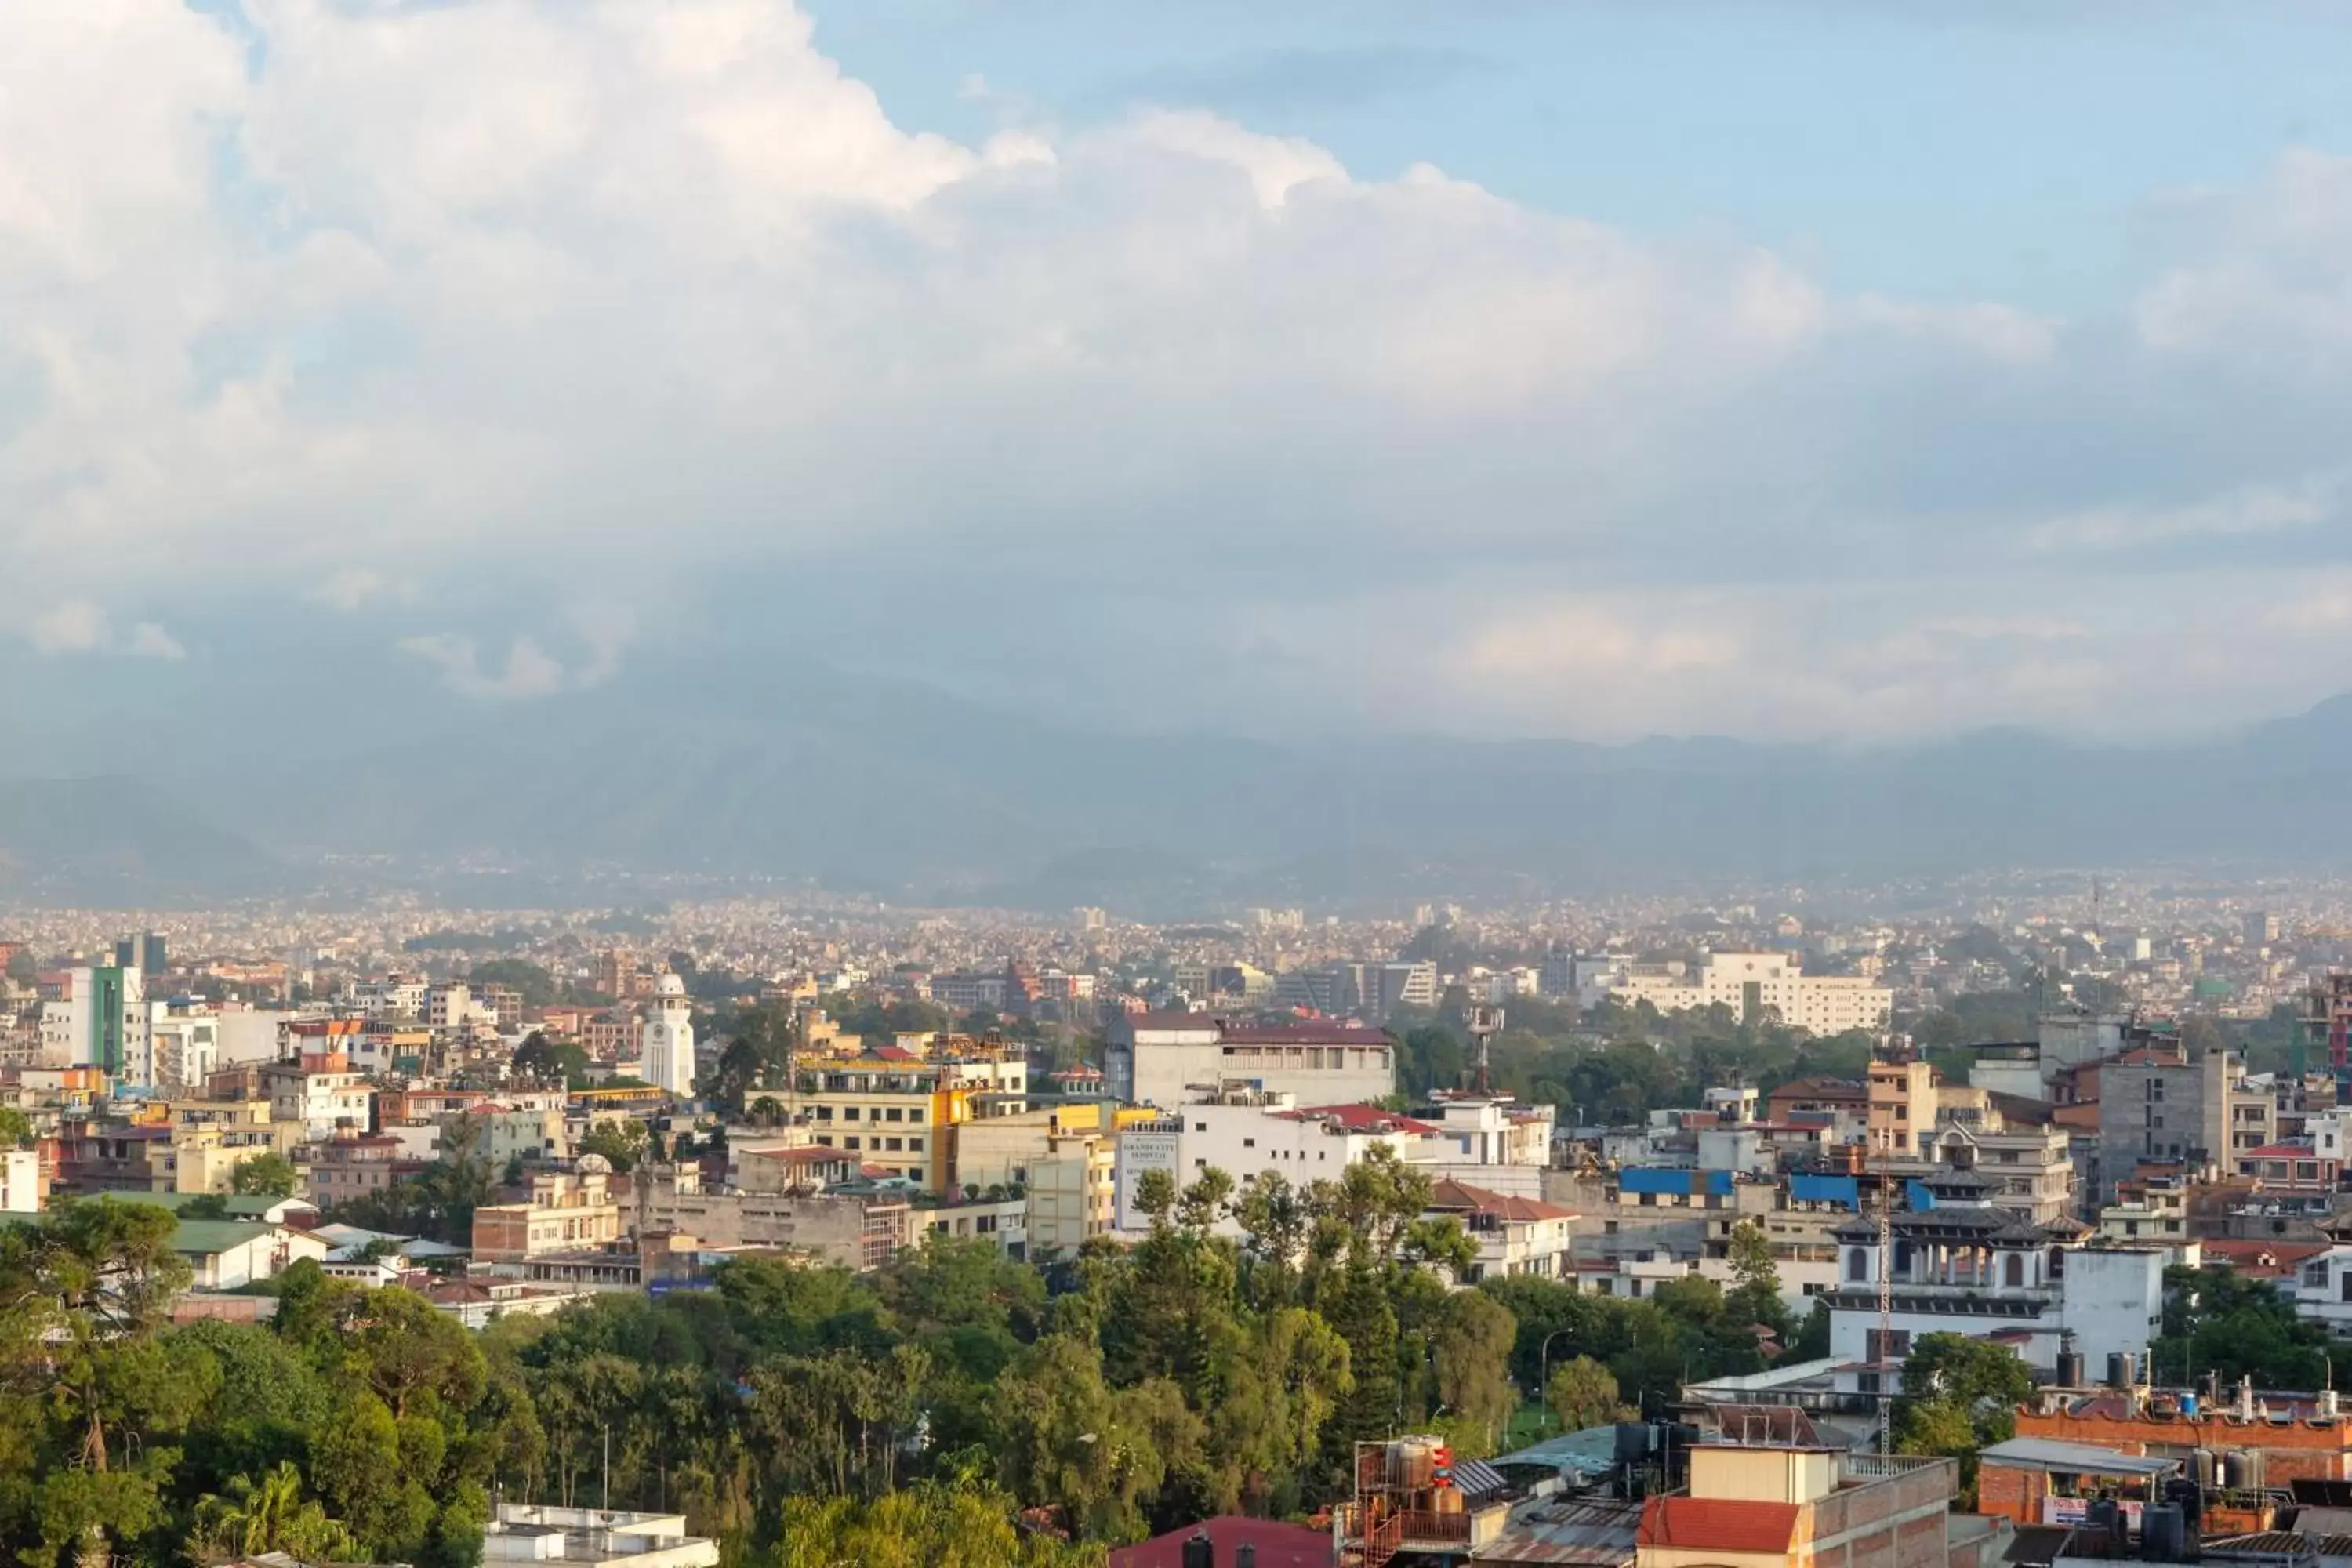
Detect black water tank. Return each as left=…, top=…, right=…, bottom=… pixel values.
left=2056, top=1348, right=2085, bottom=1387
left=1615, top=1421, right=1651, bottom=1464
left=2088, top=1499, right=2118, bottom=1542
left=2108, top=1352, right=2133, bottom=1389
left=2145, top=1503, right=2187, bottom=1563
left=1235, top=1546, right=1256, bottom=1568
left=1181, top=1532, right=1214, bottom=1568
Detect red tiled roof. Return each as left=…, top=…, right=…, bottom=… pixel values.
left=753, top=1146, right=849, bottom=1165
left=1767, top=1076, right=1867, bottom=1104
left=1637, top=1497, right=1800, bottom=1554
left=2199, top=1238, right=2331, bottom=1277
left=1427, top=1177, right=1577, bottom=1223
left=2242, top=1142, right=2326, bottom=1161
left=1276, top=1103, right=1442, bottom=1136
left=1109, top=1517, right=1334, bottom=1568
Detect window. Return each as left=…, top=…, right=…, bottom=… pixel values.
left=909, top=1138, right=924, bottom=1152
left=887, top=1108, right=902, bottom=1122
left=1243, top=1138, right=1255, bottom=1149
left=2005, top=1252, right=2024, bottom=1287
left=844, top=1107, right=860, bottom=1120
left=845, top=1136, right=861, bottom=1150
left=1847, top=1247, right=1868, bottom=1282
left=2301, top=1162, right=2321, bottom=1181
left=2339, top=1271, right=2352, bottom=1305
left=909, top=1109, right=924, bottom=1123
left=1194, top=1122, right=1207, bottom=1132
left=2148, top=1080, right=2165, bottom=1102
left=2304, top=1261, right=2331, bottom=1288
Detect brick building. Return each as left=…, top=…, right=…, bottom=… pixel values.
left=2013, top=1385, right=2352, bottom=1492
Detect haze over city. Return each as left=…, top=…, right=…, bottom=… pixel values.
left=15, top=7, right=2352, bottom=1568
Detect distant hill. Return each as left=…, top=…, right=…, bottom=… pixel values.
left=0, top=777, right=281, bottom=904
left=16, top=664, right=2352, bottom=913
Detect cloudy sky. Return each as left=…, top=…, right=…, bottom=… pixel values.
left=9, top=0, right=2352, bottom=749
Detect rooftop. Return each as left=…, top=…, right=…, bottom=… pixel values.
left=1978, top=1439, right=2181, bottom=1477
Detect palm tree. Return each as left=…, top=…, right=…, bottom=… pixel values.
left=194, top=1461, right=357, bottom=1563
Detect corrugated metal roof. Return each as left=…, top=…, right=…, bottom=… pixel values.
left=1476, top=1499, right=1642, bottom=1566
left=1454, top=1457, right=1508, bottom=1498
left=1977, top=1438, right=2181, bottom=1476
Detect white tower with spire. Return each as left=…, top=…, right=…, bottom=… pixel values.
left=641, top=972, right=696, bottom=1098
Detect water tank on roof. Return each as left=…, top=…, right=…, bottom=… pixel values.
left=1235, top=1546, right=1255, bottom=1568
left=1181, top=1531, right=1214, bottom=1568
left=2144, top=1503, right=2186, bottom=1563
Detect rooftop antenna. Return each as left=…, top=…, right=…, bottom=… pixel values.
left=1875, top=1112, right=1895, bottom=1458
left=1466, top=1005, right=1503, bottom=1096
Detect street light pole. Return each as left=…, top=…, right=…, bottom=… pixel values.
left=1540, top=1328, right=1576, bottom=1432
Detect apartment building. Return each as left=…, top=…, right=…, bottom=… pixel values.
left=303, top=1129, right=415, bottom=1210
left=786, top=1041, right=1027, bottom=1195
left=1634, top=1443, right=1973, bottom=1568
left=1424, top=1177, right=1576, bottom=1284
left=1607, top=952, right=1893, bottom=1036
left=633, top=1156, right=913, bottom=1271
left=2096, top=1038, right=2232, bottom=1200
left=1867, top=1058, right=1936, bottom=1155
left=1027, top=1134, right=1118, bottom=1256
left=473, top=1166, right=624, bottom=1263
left=1106, top=1013, right=1395, bottom=1110
left=1112, top=1092, right=1453, bottom=1232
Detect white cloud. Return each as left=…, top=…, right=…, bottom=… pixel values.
left=5, top=1, right=2352, bottom=739
left=2027, top=478, right=2339, bottom=554
left=27, top=600, right=111, bottom=655
left=26, top=598, right=184, bottom=659
left=399, top=607, right=633, bottom=700
left=311, top=568, right=406, bottom=612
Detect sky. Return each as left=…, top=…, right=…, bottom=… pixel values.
left=9, top=0, right=2352, bottom=750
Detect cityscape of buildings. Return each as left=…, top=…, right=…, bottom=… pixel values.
left=5, top=872, right=2352, bottom=1563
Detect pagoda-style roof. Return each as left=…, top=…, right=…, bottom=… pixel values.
left=1921, top=1166, right=1996, bottom=1198
left=1831, top=1206, right=2049, bottom=1245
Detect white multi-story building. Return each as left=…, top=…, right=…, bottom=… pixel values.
left=2288, top=1240, right=2352, bottom=1334
left=353, top=976, right=428, bottom=1019
left=1607, top=952, right=1892, bottom=1036
left=147, top=1000, right=221, bottom=1096
left=0, top=1149, right=42, bottom=1213
left=1112, top=1093, right=1450, bottom=1232
left=639, top=974, right=697, bottom=1098
left=42, top=965, right=152, bottom=1082
left=263, top=1053, right=376, bottom=1139
left=1425, top=1177, right=1577, bottom=1285
left=1106, top=1014, right=1395, bottom=1109
left=1824, top=1166, right=2164, bottom=1377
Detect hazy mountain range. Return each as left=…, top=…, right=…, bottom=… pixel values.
left=9, top=657, right=2352, bottom=912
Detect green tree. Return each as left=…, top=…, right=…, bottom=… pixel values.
left=1894, top=1332, right=2031, bottom=1490
left=579, top=1120, right=652, bottom=1174
left=469, top=960, right=556, bottom=1007
left=1545, top=1356, right=1628, bottom=1433
left=232, top=1151, right=300, bottom=1199
left=0, top=1106, right=31, bottom=1149
left=1430, top=1290, right=1519, bottom=1456
left=1723, top=1220, right=1788, bottom=1334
